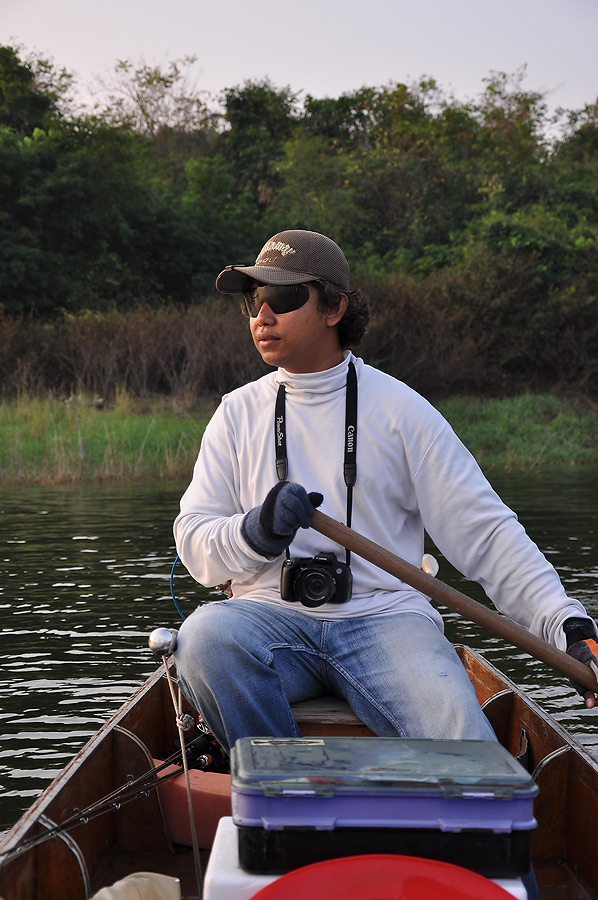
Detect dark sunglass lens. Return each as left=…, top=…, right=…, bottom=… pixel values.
left=268, top=285, right=303, bottom=314
left=294, top=283, right=311, bottom=306
left=242, top=288, right=260, bottom=317
left=241, top=283, right=311, bottom=317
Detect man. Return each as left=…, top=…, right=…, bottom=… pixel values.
left=173, top=229, right=598, bottom=755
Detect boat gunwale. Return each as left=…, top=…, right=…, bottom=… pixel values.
left=456, top=645, right=598, bottom=771
left=0, top=664, right=168, bottom=855
left=4, top=647, right=598, bottom=853
left=3, top=647, right=598, bottom=900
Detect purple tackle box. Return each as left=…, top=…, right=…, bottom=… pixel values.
left=230, top=736, right=538, bottom=877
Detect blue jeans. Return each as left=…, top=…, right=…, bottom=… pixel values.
left=174, top=600, right=495, bottom=751
left=174, top=600, right=539, bottom=897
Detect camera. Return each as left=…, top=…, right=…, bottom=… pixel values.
left=280, top=552, right=353, bottom=608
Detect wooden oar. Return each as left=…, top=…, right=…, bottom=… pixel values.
left=310, top=509, right=598, bottom=694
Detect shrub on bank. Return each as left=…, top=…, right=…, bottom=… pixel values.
left=2, top=268, right=598, bottom=403
left=0, top=300, right=268, bottom=402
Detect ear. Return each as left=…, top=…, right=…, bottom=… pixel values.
left=326, top=293, right=348, bottom=328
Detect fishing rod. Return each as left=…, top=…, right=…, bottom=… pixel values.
left=0, top=735, right=210, bottom=867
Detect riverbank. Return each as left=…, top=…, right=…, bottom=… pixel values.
left=1, top=392, right=598, bottom=484
left=0, top=393, right=212, bottom=484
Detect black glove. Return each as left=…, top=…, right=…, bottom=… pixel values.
left=241, top=481, right=323, bottom=559
left=564, top=617, right=598, bottom=695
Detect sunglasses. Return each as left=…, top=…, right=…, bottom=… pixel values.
left=241, top=283, right=313, bottom=318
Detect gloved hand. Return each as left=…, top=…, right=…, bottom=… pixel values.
left=564, top=617, right=598, bottom=697
left=241, top=481, right=324, bottom=558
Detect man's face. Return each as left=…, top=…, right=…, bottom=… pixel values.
left=248, top=283, right=346, bottom=373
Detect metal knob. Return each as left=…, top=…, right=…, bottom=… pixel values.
left=148, top=627, right=179, bottom=657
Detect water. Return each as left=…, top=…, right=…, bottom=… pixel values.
left=0, top=481, right=201, bottom=834
left=1, top=469, right=598, bottom=834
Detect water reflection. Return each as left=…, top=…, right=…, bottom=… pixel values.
left=1, top=468, right=598, bottom=834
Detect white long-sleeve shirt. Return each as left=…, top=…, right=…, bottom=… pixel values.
left=174, top=352, right=589, bottom=650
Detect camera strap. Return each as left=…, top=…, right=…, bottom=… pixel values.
left=274, top=361, right=357, bottom=566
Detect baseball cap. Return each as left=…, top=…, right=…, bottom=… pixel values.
left=215, top=230, right=350, bottom=293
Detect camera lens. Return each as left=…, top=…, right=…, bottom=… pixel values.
left=295, top=566, right=335, bottom=608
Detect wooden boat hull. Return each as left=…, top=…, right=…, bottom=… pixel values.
left=1, top=646, right=597, bottom=900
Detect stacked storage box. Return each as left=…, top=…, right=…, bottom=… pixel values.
left=230, top=736, right=538, bottom=878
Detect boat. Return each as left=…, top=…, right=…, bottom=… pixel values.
left=1, top=643, right=597, bottom=900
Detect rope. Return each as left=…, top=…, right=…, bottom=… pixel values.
left=162, top=656, right=203, bottom=898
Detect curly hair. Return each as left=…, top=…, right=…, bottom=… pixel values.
left=315, top=281, right=371, bottom=349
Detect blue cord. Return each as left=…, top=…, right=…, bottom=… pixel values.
left=170, top=555, right=186, bottom=620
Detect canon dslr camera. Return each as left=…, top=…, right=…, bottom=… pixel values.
left=280, top=552, right=352, bottom=608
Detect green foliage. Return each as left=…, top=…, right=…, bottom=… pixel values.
left=221, top=79, right=299, bottom=206
left=0, top=46, right=56, bottom=133
left=1, top=45, right=598, bottom=395
left=0, top=122, right=194, bottom=312
left=265, top=133, right=360, bottom=238
left=181, top=155, right=262, bottom=288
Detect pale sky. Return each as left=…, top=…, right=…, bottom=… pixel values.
left=3, top=0, right=598, bottom=117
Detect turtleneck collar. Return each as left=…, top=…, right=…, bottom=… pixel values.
left=275, top=351, right=354, bottom=395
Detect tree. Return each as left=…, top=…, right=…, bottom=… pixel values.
left=553, top=101, right=598, bottom=167
left=221, top=79, right=299, bottom=207
left=0, top=120, right=206, bottom=315
left=302, top=88, right=382, bottom=150
left=181, top=155, right=263, bottom=290
left=93, top=56, right=217, bottom=136
left=281, top=83, right=481, bottom=269
left=0, top=45, right=56, bottom=133
left=265, top=132, right=360, bottom=241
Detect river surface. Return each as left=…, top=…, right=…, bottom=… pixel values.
left=1, top=468, right=598, bottom=834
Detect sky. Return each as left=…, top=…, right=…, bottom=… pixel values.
left=3, top=0, right=598, bottom=118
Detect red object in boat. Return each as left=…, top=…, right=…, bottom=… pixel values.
left=249, top=853, right=517, bottom=899
left=153, top=759, right=231, bottom=848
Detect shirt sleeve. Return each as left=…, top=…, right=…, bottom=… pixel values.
left=412, top=422, right=591, bottom=650
left=173, top=401, right=271, bottom=586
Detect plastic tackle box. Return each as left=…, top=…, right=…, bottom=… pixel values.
left=230, top=736, right=538, bottom=877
